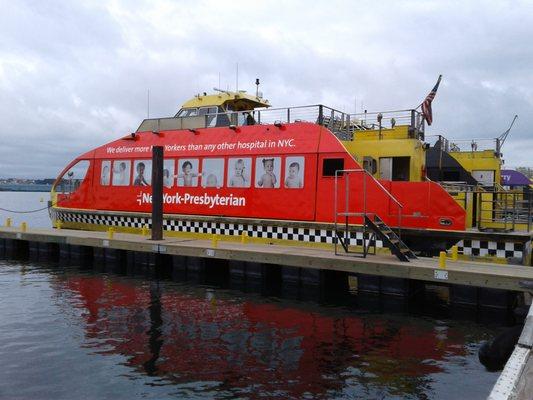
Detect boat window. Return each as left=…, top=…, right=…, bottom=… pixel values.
left=201, top=158, right=224, bottom=188
left=207, top=107, right=218, bottom=127
left=322, top=158, right=344, bottom=177
left=163, top=159, right=175, bottom=188
left=112, top=160, right=131, bottom=186
left=198, top=107, right=218, bottom=128
left=284, top=156, right=305, bottom=188
left=255, top=157, right=281, bottom=188
left=177, top=158, right=200, bottom=187
left=228, top=158, right=251, bottom=188
left=133, top=160, right=152, bottom=186
left=101, top=160, right=111, bottom=186
left=176, top=108, right=198, bottom=118
left=55, top=160, right=90, bottom=194
left=216, top=106, right=231, bottom=127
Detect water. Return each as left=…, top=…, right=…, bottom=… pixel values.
left=0, top=192, right=504, bottom=399
left=0, top=191, right=51, bottom=228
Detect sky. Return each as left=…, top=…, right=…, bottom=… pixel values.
left=1, top=0, right=532, bottom=178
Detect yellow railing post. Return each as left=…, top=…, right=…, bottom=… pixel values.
left=20, top=222, right=27, bottom=233
left=212, top=234, right=219, bottom=248
left=241, top=232, right=248, bottom=244
left=107, top=227, right=115, bottom=239
left=451, top=245, right=458, bottom=261
left=141, top=225, right=149, bottom=236
left=5, top=218, right=12, bottom=228
left=439, top=251, right=447, bottom=269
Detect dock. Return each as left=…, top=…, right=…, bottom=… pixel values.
left=1, top=226, right=532, bottom=295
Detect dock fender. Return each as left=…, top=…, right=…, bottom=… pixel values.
left=478, top=324, right=524, bottom=371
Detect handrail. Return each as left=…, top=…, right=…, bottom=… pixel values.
left=333, top=168, right=404, bottom=255
left=335, top=168, right=403, bottom=223
left=338, top=169, right=403, bottom=209
left=137, top=104, right=423, bottom=136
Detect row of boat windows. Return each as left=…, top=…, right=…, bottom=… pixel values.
left=100, top=156, right=305, bottom=189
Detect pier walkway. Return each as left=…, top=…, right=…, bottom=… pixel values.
left=1, top=226, right=532, bottom=292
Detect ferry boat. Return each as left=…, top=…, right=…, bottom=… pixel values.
left=50, top=87, right=531, bottom=263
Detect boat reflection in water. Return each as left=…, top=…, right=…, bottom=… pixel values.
left=53, top=271, right=493, bottom=399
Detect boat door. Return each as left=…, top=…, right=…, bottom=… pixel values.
left=379, top=157, right=393, bottom=180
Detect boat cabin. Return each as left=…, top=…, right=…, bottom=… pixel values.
left=137, top=89, right=270, bottom=132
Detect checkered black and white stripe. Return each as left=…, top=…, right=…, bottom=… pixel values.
left=54, top=210, right=526, bottom=260
left=457, top=239, right=523, bottom=259
left=54, top=211, right=384, bottom=247
left=58, top=211, right=150, bottom=228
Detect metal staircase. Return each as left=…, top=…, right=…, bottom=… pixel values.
left=364, top=215, right=417, bottom=262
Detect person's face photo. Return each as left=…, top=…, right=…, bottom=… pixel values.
left=235, top=162, right=244, bottom=177
left=206, top=174, right=217, bottom=187
left=263, top=159, right=274, bottom=173
left=137, top=164, right=145, bottom=175
left=183, top=163, right=192, bottom=174
left=289, top=165, right=299, bottom=178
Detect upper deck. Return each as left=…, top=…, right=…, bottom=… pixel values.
left=136, top=103, right=426, bottom=142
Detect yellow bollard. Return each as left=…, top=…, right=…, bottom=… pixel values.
left=241, top=232, right=248, bottom=244
left=55, top=220, right=62, bottom=229
left=451, top=245, right=458, bottom=261
left=5, top=217, right=12, bottom=228
left=439, top=251, right=447, bottom=269
left=212, top=234, right=219, bottom=248
left=107, top=227, right=115, bottom=239
left=141, top=225, right=149, bottom=236
left=20, top=222, right=27, bottom=233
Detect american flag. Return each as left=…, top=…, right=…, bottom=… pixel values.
left=421, top=75, right=442, bottom=126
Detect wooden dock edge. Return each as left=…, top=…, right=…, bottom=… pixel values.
left=1, top=227, right=533, bottom=293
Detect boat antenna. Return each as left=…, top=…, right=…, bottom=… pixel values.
left=255, top=78, right=260, bottom=97
left=147, top=89, right=150, bottom=118
left=213, top=87, right=231, bottom=95
left=497, top=114, right=518, bottom=150
left=236, top=63, right=239, bottom=92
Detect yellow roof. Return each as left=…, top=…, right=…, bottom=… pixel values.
left=181, top=90, right=270, bottom=111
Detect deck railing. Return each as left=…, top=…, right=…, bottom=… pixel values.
left=137, top=105, right=424, bottom=141
left=426, top=134, right=500, bottom=154
left=440, top=182, right=533, bottom=232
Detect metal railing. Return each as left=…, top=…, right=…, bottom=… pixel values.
left=426, top=134, right=501, bottom=154
left=137, top=105, right=424, bottom=141
left=477, top=190, right=532, bottom=232
left=334, top=169, right=403, bottom=256
left=440, top=181, right=533, bottom=231
left=346, top=109, right=425, bottom=139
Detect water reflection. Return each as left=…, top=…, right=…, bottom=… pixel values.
left=48, top=269, right=493, bottom=399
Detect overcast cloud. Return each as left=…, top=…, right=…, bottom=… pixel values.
left=1, top=0, right=532, bottom=178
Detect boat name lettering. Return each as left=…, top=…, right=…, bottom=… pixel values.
left=136, top=192, right=246, bottom=208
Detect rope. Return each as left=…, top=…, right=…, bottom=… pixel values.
left=0, top=204, right=52, bottom=214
